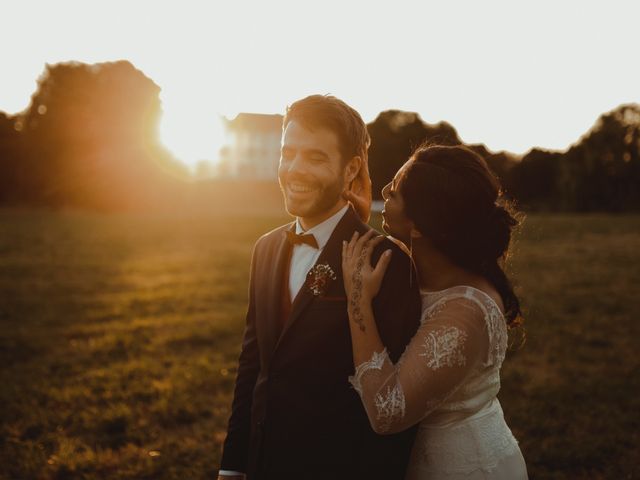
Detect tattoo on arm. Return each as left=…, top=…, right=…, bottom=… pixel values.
left=350, top=246, right=368, bottom=332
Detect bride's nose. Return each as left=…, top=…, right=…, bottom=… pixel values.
left=382, top=182, right=391, bottom=200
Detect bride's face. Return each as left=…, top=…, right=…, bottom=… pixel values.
left=381, top=162, right=414, bottom=243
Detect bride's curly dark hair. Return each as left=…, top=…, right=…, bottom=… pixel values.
left=399, top=144, right=524, bottom=327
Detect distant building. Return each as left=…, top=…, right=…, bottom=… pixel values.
left=221, top=113, right=283, bottom=178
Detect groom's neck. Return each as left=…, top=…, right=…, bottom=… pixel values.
left=298, top=199, right=348, bottom=231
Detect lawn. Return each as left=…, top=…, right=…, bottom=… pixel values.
left=1, top=210, right=638, bottom=479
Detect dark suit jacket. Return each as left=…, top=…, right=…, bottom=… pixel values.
left=220, top=207, right=422, bottom=479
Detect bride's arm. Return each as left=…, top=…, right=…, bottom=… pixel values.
left=342, top=231, right=489, bottom=434
left=341, top=230, right=388, bottom=366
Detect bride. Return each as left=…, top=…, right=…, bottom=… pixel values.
left=342, top=145, right=528, bottom=479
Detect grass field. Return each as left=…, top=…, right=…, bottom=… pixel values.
left=1, top=210, right=639, bottom=479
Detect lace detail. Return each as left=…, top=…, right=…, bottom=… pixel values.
left=373, top=382, right=406, bottom=433
left=418, top=326, right=467, bottom=370
left=348, top=348, right=388, bottom=394
left=482, top=297, right=508, bottom=367
left=423, top=286, right=508, bottom=368
left=348, top=284, right=522, bottom=470
left=420, top=300, right=446, bottom=325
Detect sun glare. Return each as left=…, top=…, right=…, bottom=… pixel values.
left=158, top=99, right=227, bottom=173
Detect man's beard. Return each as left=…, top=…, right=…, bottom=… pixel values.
left=306, top=179, right=344, bottom=217
left=283, top=176, right=344, bottom=219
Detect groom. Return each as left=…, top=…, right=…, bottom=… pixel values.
left=217, top=95, right=421, bottom=479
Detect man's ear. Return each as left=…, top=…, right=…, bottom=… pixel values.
left=345, top=156, right=362, bottom=184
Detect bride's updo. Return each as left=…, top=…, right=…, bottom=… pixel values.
left=398, top=145, right=523, bottom=326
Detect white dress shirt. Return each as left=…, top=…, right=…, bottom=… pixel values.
left=218, top=204, right=349, bottom=478
left=288, top=204, right=349, bottom=301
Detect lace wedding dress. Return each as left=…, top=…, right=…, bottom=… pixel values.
left=349, top=286, right=528, bottom=479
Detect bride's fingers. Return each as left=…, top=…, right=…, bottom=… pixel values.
left=355, top=229, right=376, bottom=253
left=341, top=240, right=347, bottom=268
left=372, top=249, right=393, bottom=281
left=349, top=230, right=369, bottom=259
left=368, top=235, right=385, bottom=250
left=363, top=229, right=377, bottom=243
left=346, top=231, right=359, bottom=259
left=363, top=235, right=385, bottom=270
left=349, top=230, right=379, bottom=264
left=360, top=230, right=379, bottom=259
left=349, top=230, right=378, bottom=270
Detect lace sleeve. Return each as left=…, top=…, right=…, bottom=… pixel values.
left=348, top=296, right=490, bottom=434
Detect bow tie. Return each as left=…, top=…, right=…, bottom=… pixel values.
left=286, top=230, right=319, bottom=249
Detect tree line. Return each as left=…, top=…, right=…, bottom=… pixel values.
left=367, top=106, right=640, bottom=211
left=1, top=60, right=638, bottom=212
left=0, top=61, right=189, bottom=211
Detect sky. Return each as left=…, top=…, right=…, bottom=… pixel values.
left=2, top=0, right=639, bottom=169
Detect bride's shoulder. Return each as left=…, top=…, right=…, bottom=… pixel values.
left=464, top=283, right=505, bottom=315
left=420, top=285, right=509, bottom=364
left=421, top=285, right=504, bottom=319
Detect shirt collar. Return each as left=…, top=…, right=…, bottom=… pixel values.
left=295, top=204, right=349, bottom=250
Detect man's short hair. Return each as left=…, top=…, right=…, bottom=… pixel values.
left=283, top=94, right=370, bottom=166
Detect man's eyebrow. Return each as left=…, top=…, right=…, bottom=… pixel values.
left=302, top=148, right=329, bottom=157
left=280, top=146, right=329, bottom=158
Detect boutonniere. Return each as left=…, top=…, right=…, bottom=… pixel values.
left=306, top=263, right=337, bottom=297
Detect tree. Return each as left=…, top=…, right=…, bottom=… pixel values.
left=0, top=112, right=24, bottom=203
left=554, top=104, right=640, bottom=211
left=367, top=110, right=461, bottom=198
left=13, top=60, right=189, bottom=210
left=509, top=148, right=562, bottom=210
left=366, top=110, right=520, bottom=200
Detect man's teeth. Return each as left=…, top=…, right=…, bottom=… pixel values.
left=289, top=183, right=315, bottom=193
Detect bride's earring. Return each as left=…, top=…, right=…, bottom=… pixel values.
left=409, top=228, right=421, bottom=288
left=409, top=235, right=413, bottom=288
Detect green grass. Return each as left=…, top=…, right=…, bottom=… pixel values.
left=1, top=210, right=638, bottom=479
left=500, top=215, right=640, bottom=479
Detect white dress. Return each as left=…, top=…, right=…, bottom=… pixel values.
left=349, top=286, right=528, bottom=479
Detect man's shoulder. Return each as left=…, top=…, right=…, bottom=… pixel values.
left=367, top=231, right=410, bottom=259
left=380, top=235, right=411, bottom=257
left=254, top=221, right=295, bottom=249
left=371, top=234, right=414, bottom=283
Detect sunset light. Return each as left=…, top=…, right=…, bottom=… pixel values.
left=2, top=1, right=639, bottom=479
left=158, top=100, right=228, bottom=171
left=2, top=0, right=638, bottom=171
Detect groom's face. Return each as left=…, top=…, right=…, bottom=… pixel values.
left=279, top=120, right=348, bottom=228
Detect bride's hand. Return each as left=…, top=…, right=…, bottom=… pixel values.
left=343, top=158, right=372, bottom=223
left=342, top=230, right=393, bottom=303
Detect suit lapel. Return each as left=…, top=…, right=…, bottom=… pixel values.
left=263, top=223, right=295, bottom=362
left=274, top=207, right=365, bottom=351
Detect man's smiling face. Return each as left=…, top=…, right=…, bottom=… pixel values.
left=278, top=120, right=348, bottom=229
